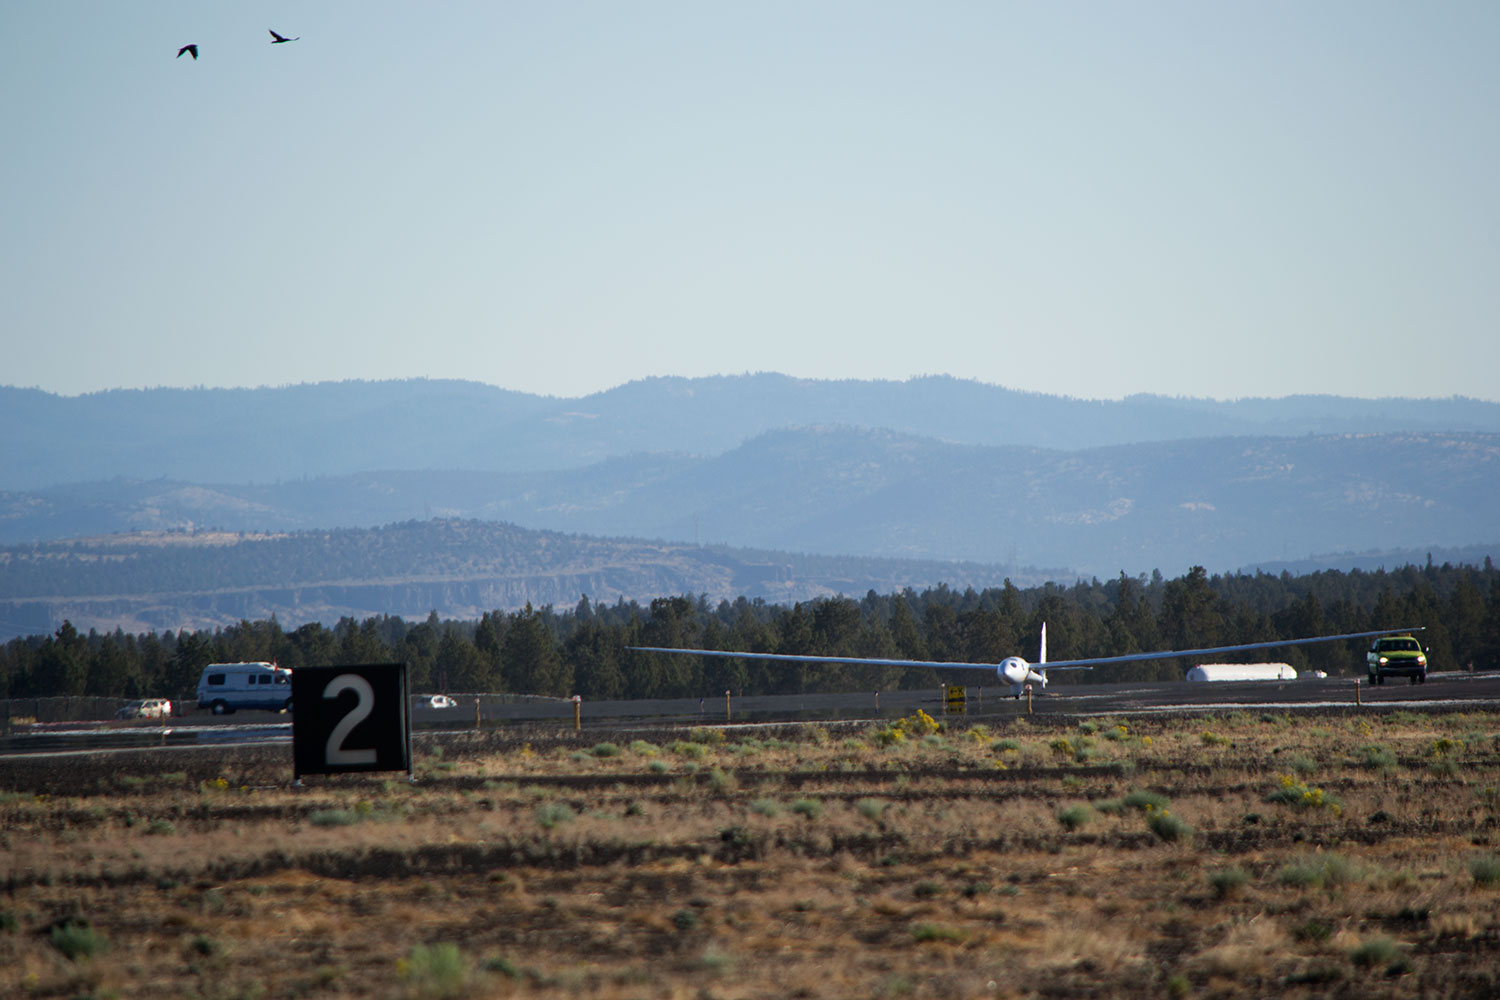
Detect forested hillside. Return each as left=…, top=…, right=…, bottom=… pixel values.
left=0, top=519, right=1047, bottom=641
left=4, top=562, right=1495, bottom=703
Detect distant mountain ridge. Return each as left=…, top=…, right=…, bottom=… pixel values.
left=5, top=374, right=1498, bottom=490
left=4, top=427, right=1496, bottom=579
left=5, top=374, right=1497, bottom=630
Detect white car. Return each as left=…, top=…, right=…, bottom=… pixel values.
left=116, top=698, right=172, bottom=720
left=422, top=694, right=457, bottom=709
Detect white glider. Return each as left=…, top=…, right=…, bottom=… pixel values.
left=630, top=625, right=1424, bottom=698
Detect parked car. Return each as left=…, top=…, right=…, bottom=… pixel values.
left=116, top=698, right=172, bottom=720
left=422, top=694, right=457, bottom=709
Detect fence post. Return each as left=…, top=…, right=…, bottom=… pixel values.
left=572, top=695, right=582, bottom=732
left=1354, top=679, right=1361, bottom=706
left=725, top=689, right=731, bottom=722
left=1026, top=685, right=1033, bottom=716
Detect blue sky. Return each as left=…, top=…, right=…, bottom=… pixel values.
left=4, top=2, right=1497, bottom=402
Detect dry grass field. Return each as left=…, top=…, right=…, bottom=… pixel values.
left=5, top=708, right=1500, bottom=999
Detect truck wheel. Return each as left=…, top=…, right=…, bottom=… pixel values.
left=1418, top=673, right=1427, bottom=684
left=211, top=700, right=229, bottom=715
left=283, top=697, right=293, bottom=712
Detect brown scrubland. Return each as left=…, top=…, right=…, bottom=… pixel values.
left=4, top=708, right=1500, bottom=998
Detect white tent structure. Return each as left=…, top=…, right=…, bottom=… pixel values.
left=1186, top=662, right=1296, bottom=682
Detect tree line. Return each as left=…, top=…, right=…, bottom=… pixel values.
left=2, top=562, right=1496, bottom=703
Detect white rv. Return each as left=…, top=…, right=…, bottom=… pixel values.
left=196, top=662, right=293, bottom=714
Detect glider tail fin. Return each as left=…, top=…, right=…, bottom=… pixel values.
left=1031, top=622, right=1048, bottom=688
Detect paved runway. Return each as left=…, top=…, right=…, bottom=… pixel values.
left=484, top=668, right=1500, bottom=727
left=5, top=670, right=1496, bottom=759
left=1027, top=669, right=1500, bottom=717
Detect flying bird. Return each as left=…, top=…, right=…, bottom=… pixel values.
left=177, top=44, right=198, bottom=60
left=269, top=29, right=299, bottom=43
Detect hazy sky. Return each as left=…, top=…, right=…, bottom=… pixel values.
left=5, top=2, right=1497, bottom=402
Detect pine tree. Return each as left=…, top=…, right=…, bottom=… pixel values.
left=501, top=604, right=571, bottom=696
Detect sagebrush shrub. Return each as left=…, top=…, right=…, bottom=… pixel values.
left=50, top=920, right=107, bottom=961
left=1207, top=866, right=1250, bottom=899
left=1468, top=855, right=1500, bottom=887
left=791, top=798, right=823, bottom=820
left=309, top=808, right=362, bottom=827
left=535, top=802, right=575, bottom=830
left=1122, top=789, right=1170, bottom=812
left=1358, top=744, right=1397, bottom=770
left=398, top=942, right=468, bottom=998
left=1145, top=805, right=1191, bottom=843
left=1280, top=853, right=1359, bottom=889
left=1265, top=774, right=1342, bottom=813
left=1350, top=935, right=1399, bottom=968
left=1056, top=804, right=1092, bottom=832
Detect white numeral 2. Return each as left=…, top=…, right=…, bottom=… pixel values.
left=324, top=674, right=377, bottom=766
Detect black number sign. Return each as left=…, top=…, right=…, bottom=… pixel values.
left=292, top=663, right=410, bottom=779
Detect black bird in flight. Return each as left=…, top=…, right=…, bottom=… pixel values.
left=269, top=29, right=299, bottom=44
left=177, top=44, right=198, bottom=60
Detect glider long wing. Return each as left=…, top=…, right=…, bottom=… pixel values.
left=628, top=648, right=1019, bottom=671
left=629, top=626, right=1422, bottom=672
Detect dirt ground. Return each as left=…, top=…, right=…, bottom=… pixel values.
left=4, top=710, right=1500, bottom=998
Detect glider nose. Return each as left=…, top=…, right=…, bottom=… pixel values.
left=999, top=656, right=1030, bottom=687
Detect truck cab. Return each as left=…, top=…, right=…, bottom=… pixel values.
left=1366, top=636, right=1428, bottom=685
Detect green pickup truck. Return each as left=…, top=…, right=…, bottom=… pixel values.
left=1366, top=635, right=1428, bottom=685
